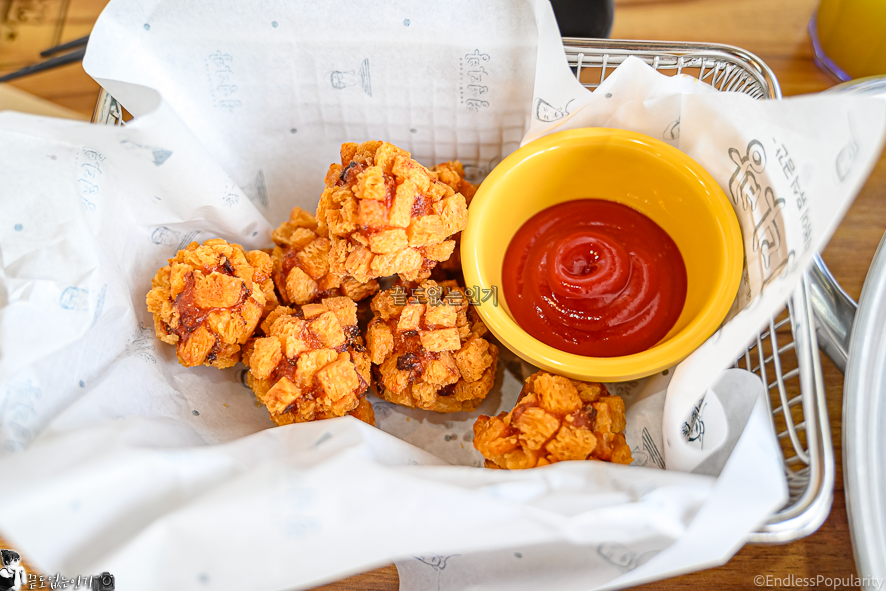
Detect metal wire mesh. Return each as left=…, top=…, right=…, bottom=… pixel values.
left=564, top=38, right=778, bottom=98
left=734, top=305, right=816, bottom=512
left=563, top=40, right=832, bottom=543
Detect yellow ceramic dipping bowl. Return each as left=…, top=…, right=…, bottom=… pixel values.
left=461, top=128, right=742, bottom=382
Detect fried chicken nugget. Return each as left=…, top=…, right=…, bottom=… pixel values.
left=473, top=372, right=632, bottom=469
left=317, top=141, right=469, bottom=284
left=146, top=239, right=277, bottom=369
left=243, top=297, right=373, bottom=425
left=368, top=279, right=498, bottom=413
left=271, top=206, right=380, bottom=305
left=431, top=161, right=477, bottom=277
left=347, top=396, right=376, bottom=426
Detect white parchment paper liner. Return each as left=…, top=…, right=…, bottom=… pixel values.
left=1, top=1, right=883, bottom=590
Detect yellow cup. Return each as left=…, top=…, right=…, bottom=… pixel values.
left=814, top=0, right=886, bottom=80
left=461, top=128, right=742, bottom=382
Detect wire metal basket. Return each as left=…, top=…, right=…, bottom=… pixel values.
left=93, top=38, right=834, bottom=545
left=559, top=38, right=833, bottom=545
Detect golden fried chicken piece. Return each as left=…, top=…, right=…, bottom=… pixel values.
left=368, top=279, right=497, bottom=413
left=271, top=206, right=379, bottom=306
left=473, top=372, right=632, bottom=469
left=347, top=396, right=376, bottom=426
left=433, top=161, right=478, bottom=202
left=243, top=297, right=371, bottom=425
left=317, top=141, right=469, bottom=284
left=431, top=161, right=477, bottom=277
left=146, top=239, right=277, bottom=369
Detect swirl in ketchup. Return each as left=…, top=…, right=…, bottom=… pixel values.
left=503, top=199, right=687, bottom=357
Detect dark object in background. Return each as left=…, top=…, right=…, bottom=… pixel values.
left=92, top=572, right=115, bottom=591
left=0, top=35, right=89, bottom=83
left=40, top=35, right=90, bottom=58
left=551, top=0, right=614, bottom=38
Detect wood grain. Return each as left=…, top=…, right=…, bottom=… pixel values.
left=1, top=0, right=881, bottom=589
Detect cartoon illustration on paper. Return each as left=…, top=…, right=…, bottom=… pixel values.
left=631, top=427, right=666, bottom=469
left=222, top=179, right=240, bottom=207
left=126, top=321, right=157, bottom=363
left=59, top=287, right=90, bottom=311
left=597, top=542, right=658, bottom=571
left=328, top=58, right=372, bottom=97
left=150, top=227, right=200, bottom=252
left=663, top=117, right=680, bottom=141
left=118, top=135, right=173, bottom=166
left=727, top=139, right=767, bottom=212
left=535, top=97, right=574, bottom=122
left=246, top=169, right=269, bottom=208
left=681, top=400, right=707, bottom=449
left=0, top=380, right=42, bottom=453
left=413, top=555, right=458, bottom=571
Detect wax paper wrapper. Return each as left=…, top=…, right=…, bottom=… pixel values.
left=0, top=0, right=884, bottom=590
left=522, top=42, right=886, bottom=473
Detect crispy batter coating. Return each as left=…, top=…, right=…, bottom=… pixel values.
left=431, top=161, right=477, bottom=276
left=243, top=297, right=371, bottom=424
left=146, top=239, right=277, bottom=369
left=473, top=372, right=633, bottom=469
left=271, top=206, right=380, bottom=306
left=433, top=161, right=478, bottom=202
left=316, top=141, right=469, bottom=284
left=348, top=396, right=376, bottom=426
left=368, top=279, right=497, bottom=412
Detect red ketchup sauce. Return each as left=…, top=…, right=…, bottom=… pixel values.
left=503, top=199, right=687, bottom=357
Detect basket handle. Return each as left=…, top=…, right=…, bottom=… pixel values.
left=810, top=254, right=856, bottom=373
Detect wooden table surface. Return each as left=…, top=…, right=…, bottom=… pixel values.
left=2, top=0, right=884, bottom=589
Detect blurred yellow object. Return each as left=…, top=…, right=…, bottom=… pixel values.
left=461, top=128, right=742, bottom=382
left=0, top=83, right=87, bottom=120
left=814, top=0, right=886, bottom=80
